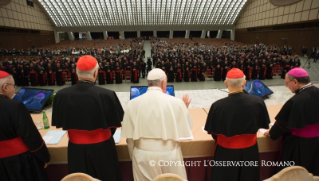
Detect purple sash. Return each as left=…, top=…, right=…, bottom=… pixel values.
left=290, top=122, right=319, bottom=138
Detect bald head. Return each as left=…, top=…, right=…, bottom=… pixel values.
left=0, top=75, right=15, bottom=99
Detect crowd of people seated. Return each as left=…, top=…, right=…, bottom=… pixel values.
left=0, top=38, right=146, bottom=86
left=151, top=38, right=303, bottom=82
left=1, top=37, right=315, bottom=87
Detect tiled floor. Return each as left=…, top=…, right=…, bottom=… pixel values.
left=17, top=41, right=319, bottom=111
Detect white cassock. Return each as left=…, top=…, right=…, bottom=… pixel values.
left=121, top=87, right=193, bottom=181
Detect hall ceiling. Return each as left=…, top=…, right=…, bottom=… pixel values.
left=38, top=0, right=248, bottom=27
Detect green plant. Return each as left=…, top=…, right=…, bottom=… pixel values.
left=44, top=93, right=55, bottom=108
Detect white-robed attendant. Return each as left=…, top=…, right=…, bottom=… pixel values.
left=121, top=68, right=193, bottom=181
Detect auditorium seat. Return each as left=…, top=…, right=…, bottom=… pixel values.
left=124, top=71, right=131, bottom=82
left=206, top=69, right=213, bottom=80
left=61, top=173, right=99, bottom=181
left=152, top=173, right=184, bottom=181
left=264, top=166, right=317, bottom=181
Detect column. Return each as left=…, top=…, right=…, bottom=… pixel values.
left=201, top=30, right=206, bottom=38
left=185, top=30, right=190, bottom=39
left=119, top=31, right=125, bottom=39
left=137, top=31, right=141, bottom=38
left=153, top=30, right=157, bottom=38
left=103, top=31, right=108, bottom=40
left=54, top=30, right=60, bottom=43
left=230, top=29, right=235, bottom=41
left=67, top=31, right=74, bottom=41
left=86, top=31, right=92, bottom=40
left=169, top=30, right=173, bottom=39
left=216, top=30, right=223, bottom=39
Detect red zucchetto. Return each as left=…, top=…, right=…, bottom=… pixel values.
left=76, top=55, right=98, bottom=71
left=226, top=68, right=244, bottom=78
left=0, top=71, right=10, bottom=78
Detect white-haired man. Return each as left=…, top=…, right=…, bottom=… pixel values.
left=121, top=68, right=193, bottom=181
left=52, top=55, right=124, bottom=181
left=204, top=68, right=270, bottom=181
left=0, top=71, right=50, bottom=181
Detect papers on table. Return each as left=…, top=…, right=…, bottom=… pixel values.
left=179, top=133, right=194, bottom=141
left=201, top=126, right=208, bottom=133
left=113, top=129, right=121, bottom=144
left=259, top=128, right=268, bottom=134
left=43, top=130, right=66, bottom=145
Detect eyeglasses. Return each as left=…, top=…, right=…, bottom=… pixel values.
left=5, top=83, right=16, bottom=88
left=284, top=80, right=293, bottom=85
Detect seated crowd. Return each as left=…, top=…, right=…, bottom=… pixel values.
left=0, top=38, right=306, bottom=87
left=151, top=38, right=302, bottom=82
left=0, top=38, right=146, bottom=86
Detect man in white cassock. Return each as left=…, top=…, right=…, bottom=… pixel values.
left=121, top=68, right=193, bottom=181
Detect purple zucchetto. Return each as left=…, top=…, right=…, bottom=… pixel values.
left=288, top=68, right=309, bottom=77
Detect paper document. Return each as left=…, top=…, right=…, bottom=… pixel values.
left=113, top=129, right=121, bottom=144
left=179, top=134, right=194, bottom=141
left=259, top=128, right=268, bottom=134
left=43, top=130, right=67, bottom=145
left=201, top=126, right=208, bottom=133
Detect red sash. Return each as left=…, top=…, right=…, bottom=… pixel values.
left=217, top=134, right=257, bottom=149
left=68, top=128, right=112, bottom=144
left=263, top=67, right=267, bottom=78
left=0, top=137, right=29, bottom=158
left=133, top=70, right=138, bottom=81
left=177, top=70, right=182, bottom=80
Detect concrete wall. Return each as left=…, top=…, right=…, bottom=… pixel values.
left=236, top=0, right=319, bottom=29
left=0, top=0, right=53, bottom=31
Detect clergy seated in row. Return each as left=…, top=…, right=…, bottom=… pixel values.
left=121, top=68, right=192, bottom=181
left=205, top=68, right=270, bottom=181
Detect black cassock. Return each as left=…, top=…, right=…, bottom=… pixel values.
left=115, top=69, right=122, bottom=84
left=29, top=69, right=38, bottom=86
left=105, top=70, right=113, bottom=84
left=175, top=68, right=183, bottom=82
left=205, top=93, right=270, bottom=181
left=20, top=68, right=29, bottom=86
left=47, top=68, right=55, bottom=86
left=98, top=69, right=106, bottom=85
left=38, top=69, right=46, bottom=86
left=167, top=67, right=175, bottom=82
left=281, top=61, right=291, bottom=79
left=52, top=81, right=124, bottom=181
left=258, top=65, right=267, bottom=80
left=214, top=67, right=222, bottom=81
left=70, top=68, right=78, bottom=85
left=0, top=95, right=50, bottom=181
left=269, top=85, right=319, bottom=176
left=191, top=68, right=198, bottom=82
left=131, top=68, right=139, bottom=83
left=266, top=63, right=273, bottom=79
left=56, top=69, right=65, bottom=86
left=251, top=65, right=259, bottom=80
left=183, top=69, right=190, bottom=82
